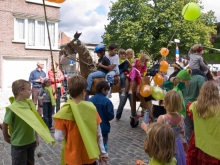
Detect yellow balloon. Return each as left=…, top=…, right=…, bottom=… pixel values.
left=151, top=86, right=165, bottom=100
left=182, top=2, right=201, bottom=21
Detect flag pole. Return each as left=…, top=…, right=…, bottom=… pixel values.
left=42, top=0, right=57, bottom=96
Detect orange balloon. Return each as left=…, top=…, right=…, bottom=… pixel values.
left=153, top=73, right=164, bottom=86
left=140, top=85, right=152, bottom=97
left=160, top=60, right=169, bottom=72
left=55, top=0, right=65, bottom=3
left=46, top=0, right=56, bottom=2
left=160, top=47, right=169, bottom=56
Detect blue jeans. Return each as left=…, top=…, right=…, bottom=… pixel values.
left=43, top=102, right=54, bottom=128
left=87, top=71, right=106, bottom=91
left=116, top=92, right=132, bottom=120
left=120, top=72, right=126, bottom=88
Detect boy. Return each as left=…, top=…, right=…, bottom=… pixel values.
left=106, top=44, right=119, bottom=98
left=87, top=44, right=111, bottom=94
left=89, top=81, right=114, bottom=152
left=2, top=79, right=54, bottom=165
left=53, top=75, right=108, bottom=165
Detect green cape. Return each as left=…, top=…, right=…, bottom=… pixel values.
left=190, top=102, right=220, bottom=160
left=149, top=157, right=177, bottom=165
left=53, top=99, right=100, bottom=165
left=7, top=97, right=55, bottom=145
left=45, top=86, right=56, bottom=106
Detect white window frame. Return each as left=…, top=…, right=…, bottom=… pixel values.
left=13, top=18, right=26, bottom=43
left=26, top=0, right=60, bottom=8
left=13, top=17, right=59, bottom=50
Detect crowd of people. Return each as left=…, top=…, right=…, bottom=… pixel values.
left=0, top=43, right=220, bottom=165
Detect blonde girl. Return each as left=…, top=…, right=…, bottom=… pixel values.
left=144, top=122, right=177, bottom=165
left=157, top=90, right=186, bottom=165
left=187, top=81, right=220, bottom=165
left=128, top=54, right=150, bottom=94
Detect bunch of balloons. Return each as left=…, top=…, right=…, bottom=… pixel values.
left=46, top=0, right=65, bottom=3
left=140, top=84, right=165, bottom=100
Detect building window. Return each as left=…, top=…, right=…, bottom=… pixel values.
left=14, top=18, right=58, bottom=50
left=14, top=18, right=25, bottom=41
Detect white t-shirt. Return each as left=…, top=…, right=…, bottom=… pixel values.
left=106, top=54, right=119, bottom=74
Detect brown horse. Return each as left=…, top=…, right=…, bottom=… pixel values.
left=61, top=32, right=154, bottom=127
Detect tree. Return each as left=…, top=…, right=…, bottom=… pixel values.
left=102, top=0, right=217, bottom=60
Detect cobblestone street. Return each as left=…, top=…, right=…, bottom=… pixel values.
left=0, top=93, right=149, bottom=165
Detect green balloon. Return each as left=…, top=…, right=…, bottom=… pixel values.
left=152, top=86, right=165, bottom=100
left=182, top=2, right=201, bottom=21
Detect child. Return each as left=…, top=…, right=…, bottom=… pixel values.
left=105, top=44, right=119, bottom=98
left=38, top=77, right=55, bottom=129
left=2, top=79, right=54, bottom=165
left=126, top=48, right=135, bottom=68
left=89, top=81, right=114, bottom=152
left=187, top=81, right=220, bottom=164
left=118, top=49, right=129, bottom=96
left=188, top=44, right=209, bottom=79
left=53, top=75, right=108, bottom=165
left=157, top=90, right=186, bottom=165
left=129, top=54, right=150, bottom=94
left=87, top=44, right=111, bottom=94
left=142, top=122, right=177, bottom=165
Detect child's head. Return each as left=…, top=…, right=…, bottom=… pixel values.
left=68, top=75, right=87, bottom=99
left=176, top=69, right=192, bottom=87
left=191, top=44, right=203, bottom=54
left=96, top=81, right=110, bottom=96
left=118, top=49, right=126, bottom=60
left=126, top=48, right=134, bottom=59
left=12, top=79, right=31, bottom=99
left=108, top=44, right=118, bottom=56
left=196, top=81, right=220, bottom=118
left=139, top=54, right=150, bottom=65
left=144, top=123, right=175, bottom=163
left=42, top=78, right=51, bottom=88
left=164, top=90, right=182, bottom=113
left=94, top=44, right=106, bottom=58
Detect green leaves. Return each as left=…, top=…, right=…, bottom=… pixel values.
left=102, top=0, right=217, bottom=60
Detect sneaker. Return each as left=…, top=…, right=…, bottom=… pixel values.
left=121, top=88, right=126, bottom=96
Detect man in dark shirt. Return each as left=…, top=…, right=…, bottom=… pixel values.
left=86, top=45, right=112, bottom=94
left=29, top=61, right=46, bottom=116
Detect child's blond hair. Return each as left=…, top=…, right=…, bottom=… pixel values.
left=144, top=123, right=175, bottom=163
left=139, top=54, right=150, bottom=64
left=68, top=75, right=87, bottom=98
left=196, top=81, right=220, bottom=118
left=118, top=49, right=126, bottom=56
left=164, top=90, right=182, bottom=113
left=126, top=48, right=134, bottom=57
left=12, top=79, right=31, bottom=98
left=191, top=43, right=203, bottom=53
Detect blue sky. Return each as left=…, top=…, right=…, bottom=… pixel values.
left=58, top=0, right=220, bottom=43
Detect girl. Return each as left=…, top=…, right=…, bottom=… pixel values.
left=187, top=81, right=220, bottom=165
left=129, top=54, right=150, bottom=94
left=157, top=90, right=186, bottom=165
left=143, top=122, right=177, bottom=165
left=38, top=77, right=55, bottom=130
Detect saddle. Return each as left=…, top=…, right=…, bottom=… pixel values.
left=89, top=75, right=121, bottom=95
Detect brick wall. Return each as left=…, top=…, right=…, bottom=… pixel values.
left=58, top=31, right=71, bottom=46
left=0, top=0, right=60, bottom=88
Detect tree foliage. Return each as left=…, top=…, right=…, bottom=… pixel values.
left=102, top=0, right=217, bottom=59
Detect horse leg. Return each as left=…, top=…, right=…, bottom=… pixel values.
left=130, top=92, right=139, bottom=128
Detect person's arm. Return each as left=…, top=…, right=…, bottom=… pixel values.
left=35, top=132, right=39, bottom=146
left=157, top=115, right=164, bottom=123
left=29, top=71, right=41, bottom=83
left=97, top=125, right=108, bottom=163
left=99, top=63, right=113, bottom=71
left=120, top=61, right=129, bottom=72
left=54, top=129, right=66, bottom=142
left=140, top=63, right=147, bottom=73
left=2, top=122, right=10, bottom=144
left=54, top=119, right=67, bottom=142
left=48, top=70, right=55, bottom=84
left=131, top=59, right=136, bottom=67
left=198, top=57, right=209, bottom=70
left=57, top=70, right=65, bottom=82
left=38, top=88, right=44, bottom=100
left=106, top=101, right=114, bottom=121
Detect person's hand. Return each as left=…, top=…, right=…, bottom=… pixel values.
left=110, top=64, right=114, bottom=70
left=141, top=121, right=149, bottom=132
left=3, top=134, right=11, bottom=144
left=35, top=79, right=41, bottom=82
left=99, top=156, right=108, bottom=164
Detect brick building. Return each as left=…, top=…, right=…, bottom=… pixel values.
left=0, top=0, right=60, bottom=91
